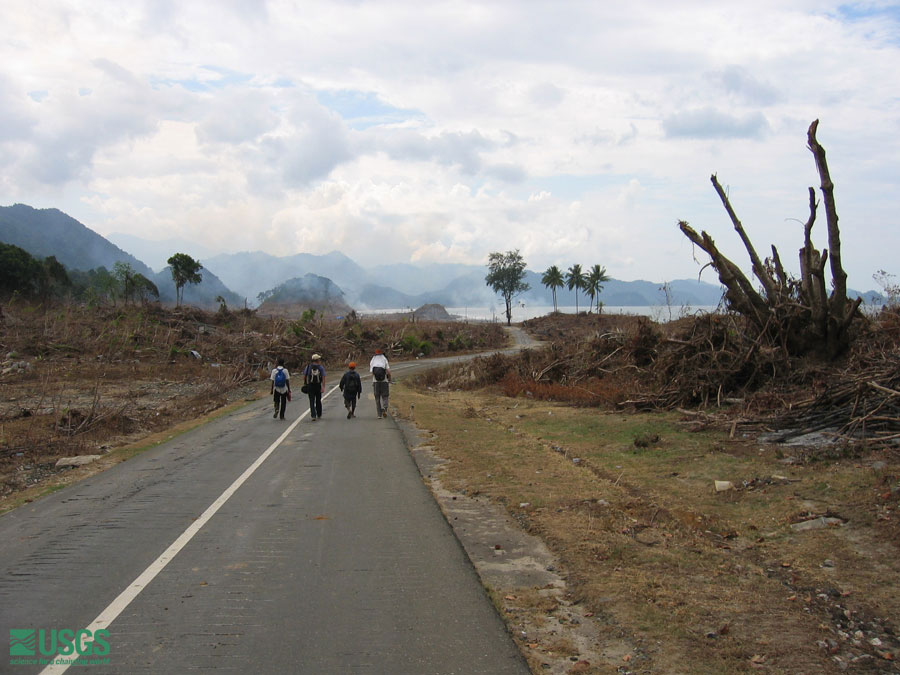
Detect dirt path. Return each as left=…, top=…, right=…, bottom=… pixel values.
left=505, top=325, right=544, bottom=349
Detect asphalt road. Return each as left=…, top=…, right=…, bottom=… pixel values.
left=0, top=329, right=536, bottom=674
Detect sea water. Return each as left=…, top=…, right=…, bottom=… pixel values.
left=364, top=305, right=721, bottom=322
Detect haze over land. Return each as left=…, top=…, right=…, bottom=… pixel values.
left=2, top=2, right=899, bottom=292
left=1, top=204, right=735, bottom=311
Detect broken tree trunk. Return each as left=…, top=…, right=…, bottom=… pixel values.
left=679, top=120, right=862, bottom=360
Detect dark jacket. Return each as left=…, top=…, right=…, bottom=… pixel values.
left=339, top=370, right=362, bottom=399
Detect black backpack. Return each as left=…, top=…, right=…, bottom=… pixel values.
left=344, top=372, right=359, bottom=394
left=307, top=364, right=322, bottom=384
left=372, top=366, right=386, bottom=381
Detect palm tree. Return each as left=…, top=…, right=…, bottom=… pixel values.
left=541, top=265, right=565, bottom=312
left=586, top=264, right=610, bottom=313
left=565, top=264, right=585, bottom=314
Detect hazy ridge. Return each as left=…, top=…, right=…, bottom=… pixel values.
left=3, top=203, right=884, bottom=312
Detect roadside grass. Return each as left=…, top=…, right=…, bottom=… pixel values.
left=398, top=382, right=900, bottom=674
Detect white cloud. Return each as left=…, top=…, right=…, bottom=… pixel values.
left=1, top=0, right=898, bottom=289
left=662, top=108, right=771, bottom=139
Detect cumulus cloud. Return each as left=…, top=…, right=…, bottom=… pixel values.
left=196, top=92, right=279, bottom=145
left=528, top=82, right=565, bottom=107
left=0, top=75, right=37, bottom=143
left=662, top=108, right=771, bottom=139
left=2, top=1, right=899, bottom=287
left=376, top=129, right=495, bottom=174
left=712, top=65, right=781, bottom=106
left=484, top=163, right=527, bottom=183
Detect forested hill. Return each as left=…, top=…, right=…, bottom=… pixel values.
left=0, top=204, right=153, bottom=276
left=256, top=274, right=354, bottom=316
left=0, top=204, right=243, bottom=309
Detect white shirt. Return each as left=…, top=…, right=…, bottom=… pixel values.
left=369, top=354, right=389, bottom=373
left=270, top=366, right=290, bottom=394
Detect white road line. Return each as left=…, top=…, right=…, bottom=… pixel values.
left=40, top=384, right=341, bottom=675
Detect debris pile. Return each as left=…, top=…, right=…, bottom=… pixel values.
left=417, top=307, right=900, bottom=453
left=773, top=351, right=900, bottom=447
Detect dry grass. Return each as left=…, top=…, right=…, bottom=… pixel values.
left=397, top=383, right=900, bottom=674
left=0, top=301, right=506, bottom=502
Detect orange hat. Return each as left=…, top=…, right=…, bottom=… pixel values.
left=375, top=348, right=382, bottom=354
left=348, top=362, right=356, bottom=369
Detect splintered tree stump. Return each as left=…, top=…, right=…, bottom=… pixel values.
left=679, top=120, right=862, bottom=360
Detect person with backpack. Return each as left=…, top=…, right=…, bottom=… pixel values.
left=269, top=357, right=291, bottom=420
left=303, top=353, right=326, bottom=421
left=369, top=348, right=391, bottom=418
left=339, top=362, right=363, bottom=418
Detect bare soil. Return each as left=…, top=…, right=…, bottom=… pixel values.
left=0, top=301, right=505, bottom=510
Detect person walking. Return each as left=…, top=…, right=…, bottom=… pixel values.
left=369, top=348, right=391, bottom=418
left=303, top=354, right=326, bottom=421
left=270, top=357, right=291, bottom=420
left=339, top=362, right=363, bottom=418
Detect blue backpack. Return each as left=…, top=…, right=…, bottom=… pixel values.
left=274, top=367, right=287, bottom=388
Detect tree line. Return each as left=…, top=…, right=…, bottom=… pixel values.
left=0, top=242, right=203, bottom=307
left=541, top=262, right=609, bottom=314
left=485, top=250, right=609, bottom=325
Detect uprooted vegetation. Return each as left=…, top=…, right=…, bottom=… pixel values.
left=413, top=309, right=900, bottom=449
left=0, top=301, right=506, bottom=501
left=680, top=120, right=863, bottom=361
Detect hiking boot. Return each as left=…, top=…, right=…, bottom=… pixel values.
left=347, top=410, right=352, bottom=419
left=273, top=411, right=278, bottom=419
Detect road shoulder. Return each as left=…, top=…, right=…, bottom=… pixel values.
left=397, top=417, right=620, bottom=674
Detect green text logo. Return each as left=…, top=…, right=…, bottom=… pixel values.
left=9, top=630, right=35, bottom=656
left=9, top=628, right=110, bottom=660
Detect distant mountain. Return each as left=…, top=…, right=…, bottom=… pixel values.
left=0, top=204, right=153, bottom=276
left=366, top=262, right=483, bottom=295
left=356, top=283, right=422, bottom=309
left=256, top=274, right=352, bottom=317
left=204, top=250, right=367, bottom=304
left=150, top=266, right=243, bottom=310
left=107, top=232, right=216, bottom=273
left=850, top=289, right=885, bottom=305
left=99, top=233, right=730, bottom=310
left=0, top=203, right=758, bottom=315
left=0, top=204, right=241, bottom=310
left=203, top=249, right=729, bottom=310
left=516, top=271, right=725, bottom=309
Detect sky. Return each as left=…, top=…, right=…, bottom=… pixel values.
left=2, top=1, right=899, bottom=289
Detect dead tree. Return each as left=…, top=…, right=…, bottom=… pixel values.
left=679, top=120, right=862, bottom=360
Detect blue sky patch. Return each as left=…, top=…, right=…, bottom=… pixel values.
left=316, top=89, right=425, bottom=129
left=151, top=65, right=253, bottom=92
left=837, top=3, right=900, bottom=22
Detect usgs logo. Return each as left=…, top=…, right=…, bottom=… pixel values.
left=9, top=628, right=110, bottom=657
